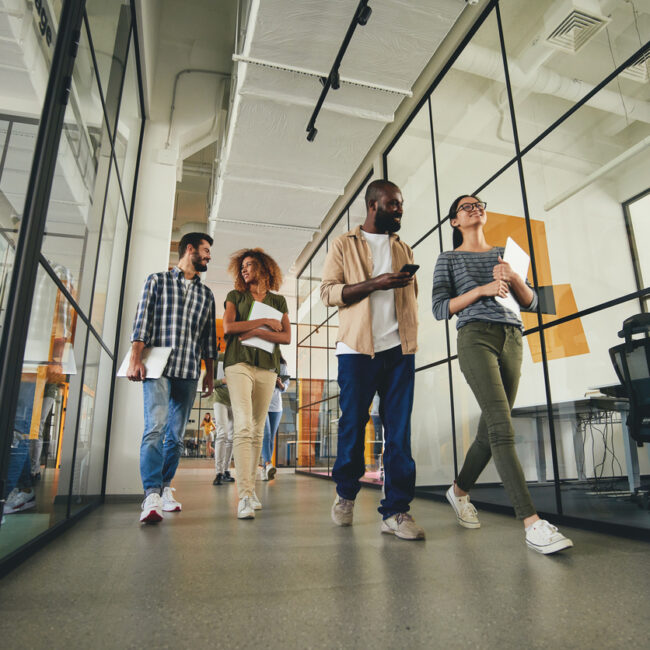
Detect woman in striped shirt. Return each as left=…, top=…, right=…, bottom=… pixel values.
left=432, top=195, right=573, bottom=555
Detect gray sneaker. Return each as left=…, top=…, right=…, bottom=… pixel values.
left=331, top=495, right=354, bottom=526
left=446, top=484, right=480, bottom=528
left=381, top=513, right=425, bottom=540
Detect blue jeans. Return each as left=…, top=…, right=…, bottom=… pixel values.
left=4, top=382, right=37, bottom=497
left=333, top=346, right=415, bottom=518
left=140, top=376, right=198, bottom=492
left=261, top=411, right=282, bottom=464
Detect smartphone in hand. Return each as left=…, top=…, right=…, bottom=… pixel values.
left=399, top=264, right=420, bottom=276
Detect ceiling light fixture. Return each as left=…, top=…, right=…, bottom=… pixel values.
left=306, top=0, right=371, bottom=142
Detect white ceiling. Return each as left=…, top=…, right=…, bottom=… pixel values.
left=206, top=0, right=465, bottom=305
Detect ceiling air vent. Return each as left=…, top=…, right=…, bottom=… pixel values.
left=621, top=50, right=650, bottom=83
left=545, top=9, right=609, bottom=53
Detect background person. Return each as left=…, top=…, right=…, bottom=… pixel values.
left=259, top=356, right=289, bottom=481
left=212, top=353, right=235, bottom=485
left=128, top=232, right=217, bottom=524
left=223, top=248, right=290, bottom=519
left=431, top=194, right=573, bottom=555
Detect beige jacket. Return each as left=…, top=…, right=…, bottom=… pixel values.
left=320, top=226, right=418, bottom=357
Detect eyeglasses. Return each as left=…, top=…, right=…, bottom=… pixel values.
left=457, top=201, right=487, bottom=213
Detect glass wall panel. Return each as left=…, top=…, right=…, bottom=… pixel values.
left=386, top=101, right=438, bottom=247
left=412, top=364, right=454, bottom=487
left=544, top=303, right=649, bottom=530
left=0, top=118, right=39, bottom=337
left=430, top=10, right=517, bottom=210
left=501, top=0, right=650, bottom=149
left=85, top=0, right=132, bottom=134
left=0, top=264, right=87, bottom=555
left=45, top=24, right=113, bottom=315
left=69, top=336, right=113, bottom=514
left=90, top=167, right=128, bottom=342
left=520, top=73, right=649, bottom=314
left=114, top=37, right=142, bottom=209
left=413, top=232, right=447, bottom=367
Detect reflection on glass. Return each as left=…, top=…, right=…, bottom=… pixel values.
left=501, top=0, right=650, bottom=149
left=411, top=365, right=455, bottom=487
left=0, top=264, right=86, bottom=556
left=84, top=0, right=132, bottom=134
left=91, top=168, right=128, bottom=341
left=114, top=34, right=142, bottom=208
left=521, top=72, right=649, bottom=315
left=431, top=11, right=517, bottom=209
left=386, top=101, right=437, bottom=247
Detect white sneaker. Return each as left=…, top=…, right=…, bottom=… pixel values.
left=446, top=484, right=480, bottom=529
left=256, top=466, right=265, bottom=481
left=161, top=486, right=181, bottom=512
left=250, top=491, right=262, bottom=510
left=140, top=492, right=163, bottom=524
left=381, top=513, right=426, bottom=540
left=526, top=519, right=574, bottom=554
left=237, top=496, right=255, bottom=519
left=4, top=488, right=36, bottom=514
left=265, top=464, right=277, bottom=481
left=331, top=495, right=354, bottom=526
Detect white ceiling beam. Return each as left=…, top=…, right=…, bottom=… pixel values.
left=232, top=54, right=413, bottom=97
left=237, top=86, right=395, bottom=123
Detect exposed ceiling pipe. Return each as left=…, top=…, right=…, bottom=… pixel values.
left=209, top=217, right=320, bottom=233
left=544, top=135, right=650, bottom=210
left=455, top=42, right=650, bottom=124
left=166, top=69, right=231, bottom=148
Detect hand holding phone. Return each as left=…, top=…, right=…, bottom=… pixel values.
left=399, top=264, right=420, bottom=276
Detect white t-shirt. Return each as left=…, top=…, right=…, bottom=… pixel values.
left=336, top=230, right=401, bottom=355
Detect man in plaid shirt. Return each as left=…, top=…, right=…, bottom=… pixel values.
left=127, top=232, right=218, bottom=523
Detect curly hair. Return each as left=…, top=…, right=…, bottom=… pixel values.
left=228, top=248, right=283, bottom=293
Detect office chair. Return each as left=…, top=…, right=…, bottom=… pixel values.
left=609, top=314, right=650, bottom=508
left=609, top=313, right=650, bottom=445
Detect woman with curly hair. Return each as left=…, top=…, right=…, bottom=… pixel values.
left=223, top=248, right=291, bottom=519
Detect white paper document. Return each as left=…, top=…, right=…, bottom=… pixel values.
left=495, top=237, right=530, bottom=316
left=117, top=346, right=172, bottom=378
left=241, top=301, right=284, bottom=354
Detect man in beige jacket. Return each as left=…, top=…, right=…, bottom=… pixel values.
left=320, top=179, right=424, bottom=540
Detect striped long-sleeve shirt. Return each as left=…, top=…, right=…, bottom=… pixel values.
left=431, top=247, right=537, bottom=331
left=131, top=267, right=217, bottom=379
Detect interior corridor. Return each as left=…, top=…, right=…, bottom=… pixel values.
left=0, top=463, right=648, bottom=649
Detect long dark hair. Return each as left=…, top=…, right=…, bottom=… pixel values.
left=447, top=194, right=482, bottom=249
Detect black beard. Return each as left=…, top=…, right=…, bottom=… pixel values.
left=375, top=207, right=401, bottom=233
left=192, top=254, right=207, bottom=272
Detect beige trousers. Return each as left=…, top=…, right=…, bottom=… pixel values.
left=225, top=362, right=277, bottom=498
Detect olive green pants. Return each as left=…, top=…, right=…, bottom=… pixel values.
left=456, top=322, right=536, bottom=519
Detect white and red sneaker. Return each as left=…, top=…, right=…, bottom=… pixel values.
left=140, top=492, right=163, bottom=523
left=161, top=487, right=181, bottom=512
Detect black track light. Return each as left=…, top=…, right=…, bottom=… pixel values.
left=357, top=5, right=372, bottom=25
left=307, top=126, right=318, bottom=142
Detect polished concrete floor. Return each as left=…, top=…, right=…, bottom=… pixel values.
left=1, top=462, right=649, bottom=649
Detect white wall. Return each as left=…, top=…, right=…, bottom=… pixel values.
left=105, top=122, right=178, bottom=495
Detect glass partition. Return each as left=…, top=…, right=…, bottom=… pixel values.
left=0, top=1, right=143, bottom=563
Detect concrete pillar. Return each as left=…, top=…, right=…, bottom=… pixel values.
left=105, top=122, right=178, bottom=496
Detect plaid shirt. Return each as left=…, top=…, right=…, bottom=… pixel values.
left=131, top=267, right=218, bottom=379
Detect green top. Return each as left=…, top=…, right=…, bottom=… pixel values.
left=223, top=290, right=288, bottom=375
